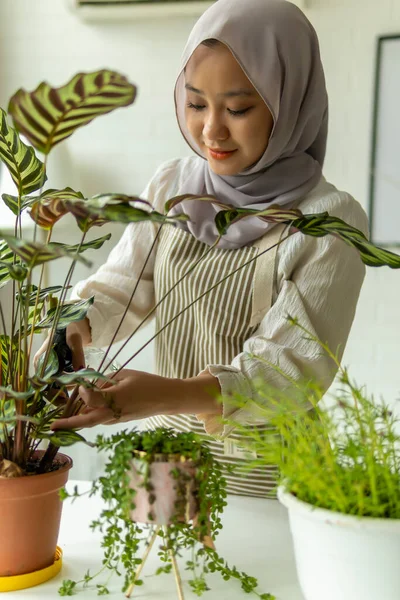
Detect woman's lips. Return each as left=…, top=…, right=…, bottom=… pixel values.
left=207, top=148, right=237, bottom=161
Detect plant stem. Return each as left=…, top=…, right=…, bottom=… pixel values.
left=113, top=233, right=293, bottom=375
left=37, top=384, right=81, bottom=473
left=27, top=229, right=53, bottom=365
left=40, top=230, right=87, bottom=378
left=33, top=155, right=48, bottom=244
left=98, top=223, right=165, bottom=374
left=102, top=236, right=220, bottom=373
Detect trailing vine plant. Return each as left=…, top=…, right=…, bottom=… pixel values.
left=58, top=428, right=275, bottom=599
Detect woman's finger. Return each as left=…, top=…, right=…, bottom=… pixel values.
left=33, top=337, right=49, bottom=370
left=78, top=385, right=118, bottom=410
left=51, top=407, right=113, bottom=430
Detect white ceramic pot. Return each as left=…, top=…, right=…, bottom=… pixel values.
left=278, top=486, right=400, bottom=600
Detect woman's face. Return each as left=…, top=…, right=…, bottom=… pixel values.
left=184, top=43, right=274, bottom=176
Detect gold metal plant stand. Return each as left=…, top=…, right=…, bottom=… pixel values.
left=125, top=525, right=185, bottom=600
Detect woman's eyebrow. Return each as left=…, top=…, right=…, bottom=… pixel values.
left=185, top=83, right=255, bottom=97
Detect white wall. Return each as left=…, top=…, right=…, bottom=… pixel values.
left=1, top=0, right=400, bottom=476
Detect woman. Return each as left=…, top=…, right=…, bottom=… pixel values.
left=40, top=0, right=368, bottom=497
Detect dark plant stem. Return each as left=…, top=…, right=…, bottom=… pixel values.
left=102, top=236, right=219, bottom=374
left=40, top=231, right=87, bottom=378
left=97, top=223, right=165, bottom=374
left=38, top=384, right=81, bottom=473
left=27, top=230, right=53, bottom=363
left=33, top=155, right=48, bottom=244
left=113, top=233, right=293, bottom=374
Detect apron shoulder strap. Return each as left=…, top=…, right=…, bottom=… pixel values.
left=249, top=223, right=288, bottom=328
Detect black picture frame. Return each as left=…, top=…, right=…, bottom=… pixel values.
left=369, top=34, right=400, bottom=247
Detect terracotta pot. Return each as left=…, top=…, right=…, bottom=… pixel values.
left=0, top=451, right=72, bottom=577
left=129, top=452, right=199, bottom=526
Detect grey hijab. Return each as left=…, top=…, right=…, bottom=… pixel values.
left=172, top=0, right=328, bottom=249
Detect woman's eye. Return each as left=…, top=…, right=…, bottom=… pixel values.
left=227, top=107, right=253, bottom=117
left=187, top=102, right=206, bottom=111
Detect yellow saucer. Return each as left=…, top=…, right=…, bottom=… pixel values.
left=0, top=547, right=63, bottom=592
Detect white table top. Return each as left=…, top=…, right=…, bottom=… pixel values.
left=8, top=480, right=305, bottom=600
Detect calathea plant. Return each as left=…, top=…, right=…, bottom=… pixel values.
left=0, top=70, right=191, bottom=477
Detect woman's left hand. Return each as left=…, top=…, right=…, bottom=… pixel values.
left=51, top=369, right=221, bottom=430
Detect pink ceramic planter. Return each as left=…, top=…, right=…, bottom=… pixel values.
left=129, top=453, right=199, bottom=526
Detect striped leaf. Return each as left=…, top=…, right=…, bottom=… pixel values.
left=52, top=369, right=114, bottom=387
left=17, top=284, right=69, bottom=305
left=36, top=349, right=59, bottom=380
left=0, top=261, right=27, bottom=282
left=0, top=240, right=15, bottom=289
left=36, top=297, right=94, bottom=331
left=65, top=193, right=189, bottom=230
left=0, top=234, right=91, bottom=268
left=29, top=188, right=85, bottom=229
left=164, top=193, right=227, bottom=214
left=2, top=193, right=35, bottom=217
left=291, top=213, right=400, bottom=269
left=32, top=428, right=95, bottom=448
left=0, top=395, right=15, bottom=440
left=213, top=206, right=400, bottom=270
left=8, top=70, right=136, bottom=155
left=50, top=233, right=112, bottom=255
left=0, top=335, right=12, bottom=386
left=0, top=239, right=27, bottom=290
left=215, top=204, right=303, bottom=235
left=0, top=108, right=46, bottom=197
left=0, top=386, right=35, bottom=400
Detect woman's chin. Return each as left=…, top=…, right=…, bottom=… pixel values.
left=207, top=159, right=242, bottom=176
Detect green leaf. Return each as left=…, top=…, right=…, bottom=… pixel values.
left=36, top=348, right=59, bottom=379
left=1, top=193, right=35, bottom=216
left=65, top=193, right=189, bottom=230
left=8, top=70, right=136, bottom=155
left=58, top=579, right=77, bottom=596
left=36, top=297, right=94, bottom=331
left=291, top=214, right=400, bottom=269
left=50, top=233, right=112, bottom=255
left=0, top=336, right=11, bottom=385
left=0, top=261, right=27, bottom=281
left=164, top=193, right=228, bottom=214
left=0, top=385, right=35, bottom=400
left=214, top=204, right=302, bottom=236
left=0, top=233, right=91, bottom=268
left=0, top=241, right=14, bottom=289
left=0, top=108, right=46, bottom=196
left=17, top=284, right=70, bottom=305
left=53, top=369, right=115, bottom=387
left=37, top=429, right=95, bottom=448
left=28, top=187, right=85, bottom=229
left=213, top=205, right=400, bottom=269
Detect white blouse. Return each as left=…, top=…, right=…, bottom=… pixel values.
left=72, top=157, right=369, bottom=435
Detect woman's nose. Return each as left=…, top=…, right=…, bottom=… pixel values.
left=203, top=112, right=229, bottom=141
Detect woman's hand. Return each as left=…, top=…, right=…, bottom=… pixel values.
left=34, top=318, right=91, bottom=373
left=51, top=369, right=222, bottom=430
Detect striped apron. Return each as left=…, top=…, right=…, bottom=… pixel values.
left=146, top=224, right=282, bottom=498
